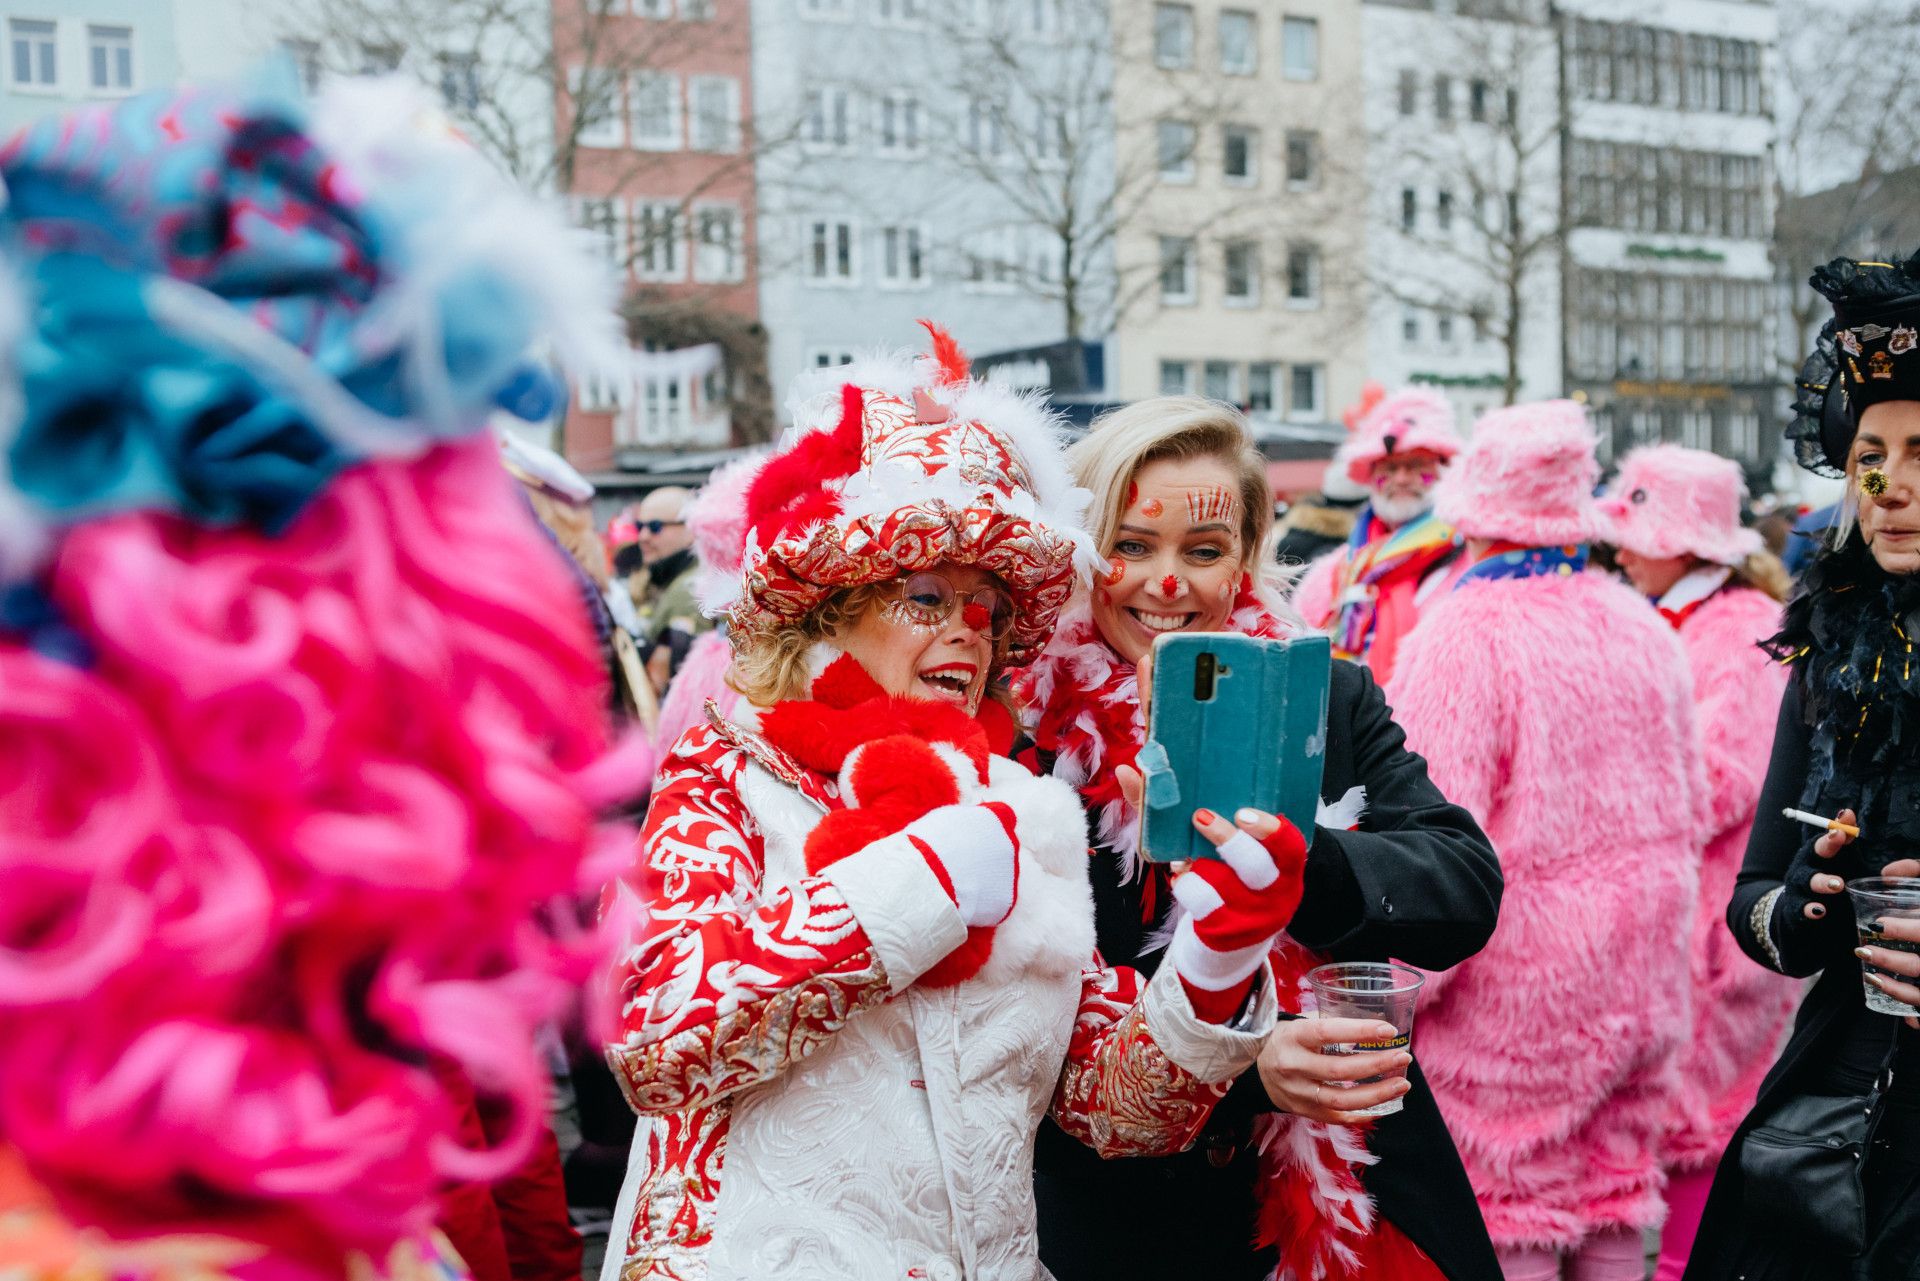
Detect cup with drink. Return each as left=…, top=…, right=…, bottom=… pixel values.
left=1306, top=961, right=1424, bottom=1117
left=1850, top=876, right=1920, bottom=1016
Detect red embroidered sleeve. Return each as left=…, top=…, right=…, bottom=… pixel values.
left=1048, top=963, right=1233, bottom=1158
left=607, top=729, right=894, bottom=1114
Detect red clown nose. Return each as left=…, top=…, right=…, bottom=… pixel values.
left=963, top=601, right=993, bottom=632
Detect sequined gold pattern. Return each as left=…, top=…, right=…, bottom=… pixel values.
left=1750, top=885, right=1786, bottom=972
left=1050, top=969, right=1228, bottom=1158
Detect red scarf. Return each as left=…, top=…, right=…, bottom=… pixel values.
left=1011, top=596, right=1446, bottom=1281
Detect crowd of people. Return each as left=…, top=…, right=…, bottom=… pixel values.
left=11, top=69, right=1920, bottom=1281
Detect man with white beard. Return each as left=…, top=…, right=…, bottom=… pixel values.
left=1290, top=386, right=1466, bottom=683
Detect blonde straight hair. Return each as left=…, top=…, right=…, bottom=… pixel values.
left=1068, top=396, right=1296, bottom=618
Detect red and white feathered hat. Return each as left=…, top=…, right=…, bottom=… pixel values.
left=1342, top=384, right=1464, bottom=484
left=719, top=322, right=1101, bottom=663
left=1597, top=444, right=1763, bottom=566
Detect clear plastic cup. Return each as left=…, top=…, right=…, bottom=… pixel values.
left=1850, top=877, right=1920, bottom=1016
left=1306, top=961, right=1424, bottom=1117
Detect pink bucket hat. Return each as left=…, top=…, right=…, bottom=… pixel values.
left=1344, top=386, right=1464, bottom=484
left=1435, top=400, right=1609, bottom=547
left=1597, top=444, right=1762, bottom=566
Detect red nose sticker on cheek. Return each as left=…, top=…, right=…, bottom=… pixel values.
left=963, top=602, right=993, bottom=632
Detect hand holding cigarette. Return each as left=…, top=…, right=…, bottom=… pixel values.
left=1796, top=807, right=1860, bottom=922
left=1783, top=808, right=1862, bottom=838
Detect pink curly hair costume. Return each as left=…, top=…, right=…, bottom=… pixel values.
left=0, top=76, right=635, bottom=1281
left=1435, top=400, right=1613, bottom=549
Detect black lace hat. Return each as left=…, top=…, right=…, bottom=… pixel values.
left=1791, top=252, right=1920, bottom=476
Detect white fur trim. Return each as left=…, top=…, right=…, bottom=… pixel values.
left=1318, top=786, right=1368, bottom=832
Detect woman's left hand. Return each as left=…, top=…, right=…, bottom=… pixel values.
left=1859, top=860, right=1920, bottom=1029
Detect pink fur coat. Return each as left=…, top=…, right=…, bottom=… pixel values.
left=1385, top=569, right=1702, bottom=1251
left=1660, top=586, right=1799, bottom=1172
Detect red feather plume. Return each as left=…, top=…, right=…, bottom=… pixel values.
left=742, top=383, right=868, bottom=547
left=918, top=319, right=970, bottom=386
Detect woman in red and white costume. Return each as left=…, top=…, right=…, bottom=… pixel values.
left=1596, top=446, right=1799, bottom=1281
left=1016, top=398, right=1504, bottom=1281
left=602, top=329, right=1304, bottom=1281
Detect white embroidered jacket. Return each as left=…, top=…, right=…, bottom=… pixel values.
left=603, top=708, right=1277, bottom=1281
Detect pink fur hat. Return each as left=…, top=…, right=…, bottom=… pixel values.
left=1435, top=400, right=1608, bottom=547
left=1598, top=444, right=1762, bottom=566
left=1344, top=387, right=1463, bottom=484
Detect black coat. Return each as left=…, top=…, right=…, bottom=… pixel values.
left=1684, top=679, right=1920, bottom=1280
left=1033, top=659, right=1505, bottom=1281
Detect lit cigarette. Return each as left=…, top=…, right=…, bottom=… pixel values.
left=1783, top=808, right=1861, bottom=838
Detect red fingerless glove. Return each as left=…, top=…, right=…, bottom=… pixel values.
left=1167, top=817, right=1309, bottom=1023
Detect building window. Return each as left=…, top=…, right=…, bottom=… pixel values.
left=1160, top=236, right=1197, bottom=305
left=1027, top=0, right=1061, bottom=38
left=1223, top=240, right=1259, bottom=306
left=1035, top=105, right=1067, bottom=166
left=681, top=0, right=718, bottom=18
left=1285, top=130, right=1317, bottom=189
left=693, top=204, right=743, bottom=283
left=799, top=0, right=854, bottom=18
left=1437, top=310, right=1455, bottom=343
left=878, top=223, right=929, bottom=287
left=963, top=228, right=1019, bottom=292
left=1247, top=362, right=1276, bottom=413
left=10, top=19, right=56, bottom=89
left=579, top=366, right=625, bottom=413
left=875, top=0, right=928, bottom=24
left=438, top=52, right=479, bottom=111
left=1400, top=187, right=1417, bottom=232
left=811, top=348, right=856, bottom=367
left=281, top=39, right=322, bottom=93
left=1469, top=77, right=1489, bottom=122
left=1160, top=360, right=1192, bottom=395
left=1433, top=73, right=1452, bottom=123
left=689, top=76, right=740, bottom=152
left=360, top=43, right=402, bottom=74
left=879, top=91, right=923, bottom=156
left=1289, top=363, right=1324, bottom=420
left=1204, top=360, right=1236, bottom=403
left=634, top=0, right=673, bottom=16
left=1402, top=306, right=1420, bottom=344
left=1154, top=3, right=1194, bottom=69
left=968, top=98, right=1007, bottom=157
left=1436, top=189, right=1454, bottom=232
left=630, top=73, right=682, bottom=150
left=87, top=25, right=133, bottom=93
left=1286, top=243, right=1320, bottom=305
left=1281, top=17, right=1318, bottom=81
left=1471, top=307, right=1491, bottom=342
left=1158, top=120, right=1196, bottom=182
left=1219, top=9, right=1256, bottom=75
left=570, top=66, right=624, bottom=147
left=808, top=218, right=858, bottom=283
left=634, top=202, right=684, bottom=282
left=576, top=198, right=626, bottom=273
left=804, top=86, right=855, bottom=152
left=1397, top=68, right=1417, bottom=116
left=1222, top=124, right=1256, bottom=185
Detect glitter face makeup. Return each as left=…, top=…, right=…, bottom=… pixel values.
left=1863, top=467, right=1891, bottom=499
left=1140, top=497, right=1164, bottom=518
left=1185, top=485, right=1239, bottom=525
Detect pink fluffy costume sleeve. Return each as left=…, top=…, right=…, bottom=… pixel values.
left=1385, top=571, right=1702, bottom=1253
left=1289, top=545, right=1346, bottom=628
left=1661, top=587, right=1799, bottom=1172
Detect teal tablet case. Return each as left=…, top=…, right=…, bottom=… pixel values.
left=1136, top=633, right=1331, bottom=862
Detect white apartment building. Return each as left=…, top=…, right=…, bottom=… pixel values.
left=2, top=3, right=177, bottom=139
left=750, top=0, right=1112, bottom=416
left=1361, top=0, right=1563, bottom=428
left=1560, top=0, right=1777, bottom=475
left=1106, top=0, right=1367, bottom=427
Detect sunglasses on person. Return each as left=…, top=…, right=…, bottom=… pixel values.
left=638, top=519, right=684, bottom=535
left=881, top=571, right=1016, bottom=641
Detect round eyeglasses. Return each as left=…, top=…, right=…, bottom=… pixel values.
left=881, top=571, right=1016, bottom=640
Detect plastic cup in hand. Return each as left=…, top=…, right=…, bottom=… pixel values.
left=1306, top=961, right=1423, bottom=1117
left=1850, top=877, right=1920, bottom=1016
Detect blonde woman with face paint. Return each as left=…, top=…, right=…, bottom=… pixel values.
left=1014, top=397, right=1505, bottom=1281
